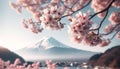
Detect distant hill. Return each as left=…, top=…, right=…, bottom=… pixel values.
left=0, top=46, right=25, bottom=64
left=15, top=37, right=97, bottom=62
left=88, top=46, right=120, bottom=68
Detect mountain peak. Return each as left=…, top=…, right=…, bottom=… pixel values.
left=26, top=37, right=69, bottom=49
left=42, top=36, right=55, bottom=40
left=41, top=37, right=58, bottom=44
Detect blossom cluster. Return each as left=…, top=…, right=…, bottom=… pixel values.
left=9, top=0, right=89, bottom=33
left=68, top=12, right=111, bottom=47
left=117, top=32, right=120, bottom=39
left=0, top=58, right=70, bottom=69
left=0, top=58, right=40, bottom=69
left=91, top=0, right=120, bottom=18
left=9, top=0, right=120, bottom=47
left=105, top=11, right=120, bottom=37
left=22, top=19, right=43, bottom=34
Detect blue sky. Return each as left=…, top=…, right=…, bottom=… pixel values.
left=0, top=0, right=120, bottom=52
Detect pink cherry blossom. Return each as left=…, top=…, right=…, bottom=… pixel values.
left=10, top=0, right=120, bottom=47
left=5, top=60, right=10, bottom=67
left=9, top=2, right=18, bottom=10
left=33, top=12, right=41, bottom=21
left=51, top=0, right=61, bottom=4
left=104, top=24, right=115, bottom=33
left=14, top=58, right=21, bottom=65
left=91, top=0, right=117, bottom=18
left=116, top=32, right=120, bottom=39
left=0, top=58, right=4, bottom=69
left=97, top=11, right=107, bottom=18
left=112, top=0, right=120, bottom=8
left=72, top=36, right=83, bottom=43
left=98, top=39, right=111, bottom=47
left=22, top=19, right=29, bottom=29
left=82, top=32, right=102, bottom=46
left=109, top=11, right=120, bottom=24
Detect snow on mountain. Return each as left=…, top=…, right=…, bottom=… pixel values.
left=15, top=37, right=97, bottom=62
left=26, top=37, right=70, bottom=49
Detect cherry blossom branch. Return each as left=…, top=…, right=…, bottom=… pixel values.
left=88, top=0, right=115, bottom=20
left=89, top=0, right=115, bottom=34
left=97, top=10, right=109, bottom=34
left=71, top=0, right=80, bottom=9
left=89, top=10, right=109, bottom=32
left=110, top=30, right=120, bottom=40
left=10, top=0, right=120, bottom=47
left=102, top=23, right=120, bottom=35
left=59, top=0, right=91, bottom=21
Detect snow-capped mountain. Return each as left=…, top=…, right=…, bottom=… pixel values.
left=15, top=37, right=97, bottom=62
left=26, top=37, right=70, bottom=49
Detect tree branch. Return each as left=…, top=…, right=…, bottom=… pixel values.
left=102, top=24, right=120, bottom=35
left=110, top=30, right=120, bottom=40
left=89, top=10, right=109, bottom=32
left=97, top=10, right=109, bottom=34
left=71, top=0, right=80, bottom=9
left=88, top=0, right=115, bottom=20
left=59, top=0, right=92, bottom=20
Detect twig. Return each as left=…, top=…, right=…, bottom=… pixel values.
left=97, top=10, right=109, bottom=34
left=59, top=0, right=92, bottom=20
left=89, top=0, right=115, bottom=34
left=89, top=10, right=109, bottom=32
left=110, top=30, right=120, bottom=40
left=88, top=0, right=115, bottom=20
left=71, top=0, right=80, bottom=9
left=102, top=24, right=120, bottom=35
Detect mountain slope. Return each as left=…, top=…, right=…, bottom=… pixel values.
left=0, top=46, right=25, bottom=64
left=15, top=37, right=97, bottom=62
left=88, top=46, right=120, bottom=68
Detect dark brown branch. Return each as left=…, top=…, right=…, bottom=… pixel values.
left=88, top=0, right=115, bottom=20
left=102, top=24, right=120, bottom=35
left=59, top=0, right=92, bottom=20
left=110, top=30, right=120, bottom=40
left=89, top=10, right=109, bottom=32
left=97, top=10, right=109, bottom=34
left=89, top=0, right=115, bottom=34
left=71, top=0, right=80, bottom=9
